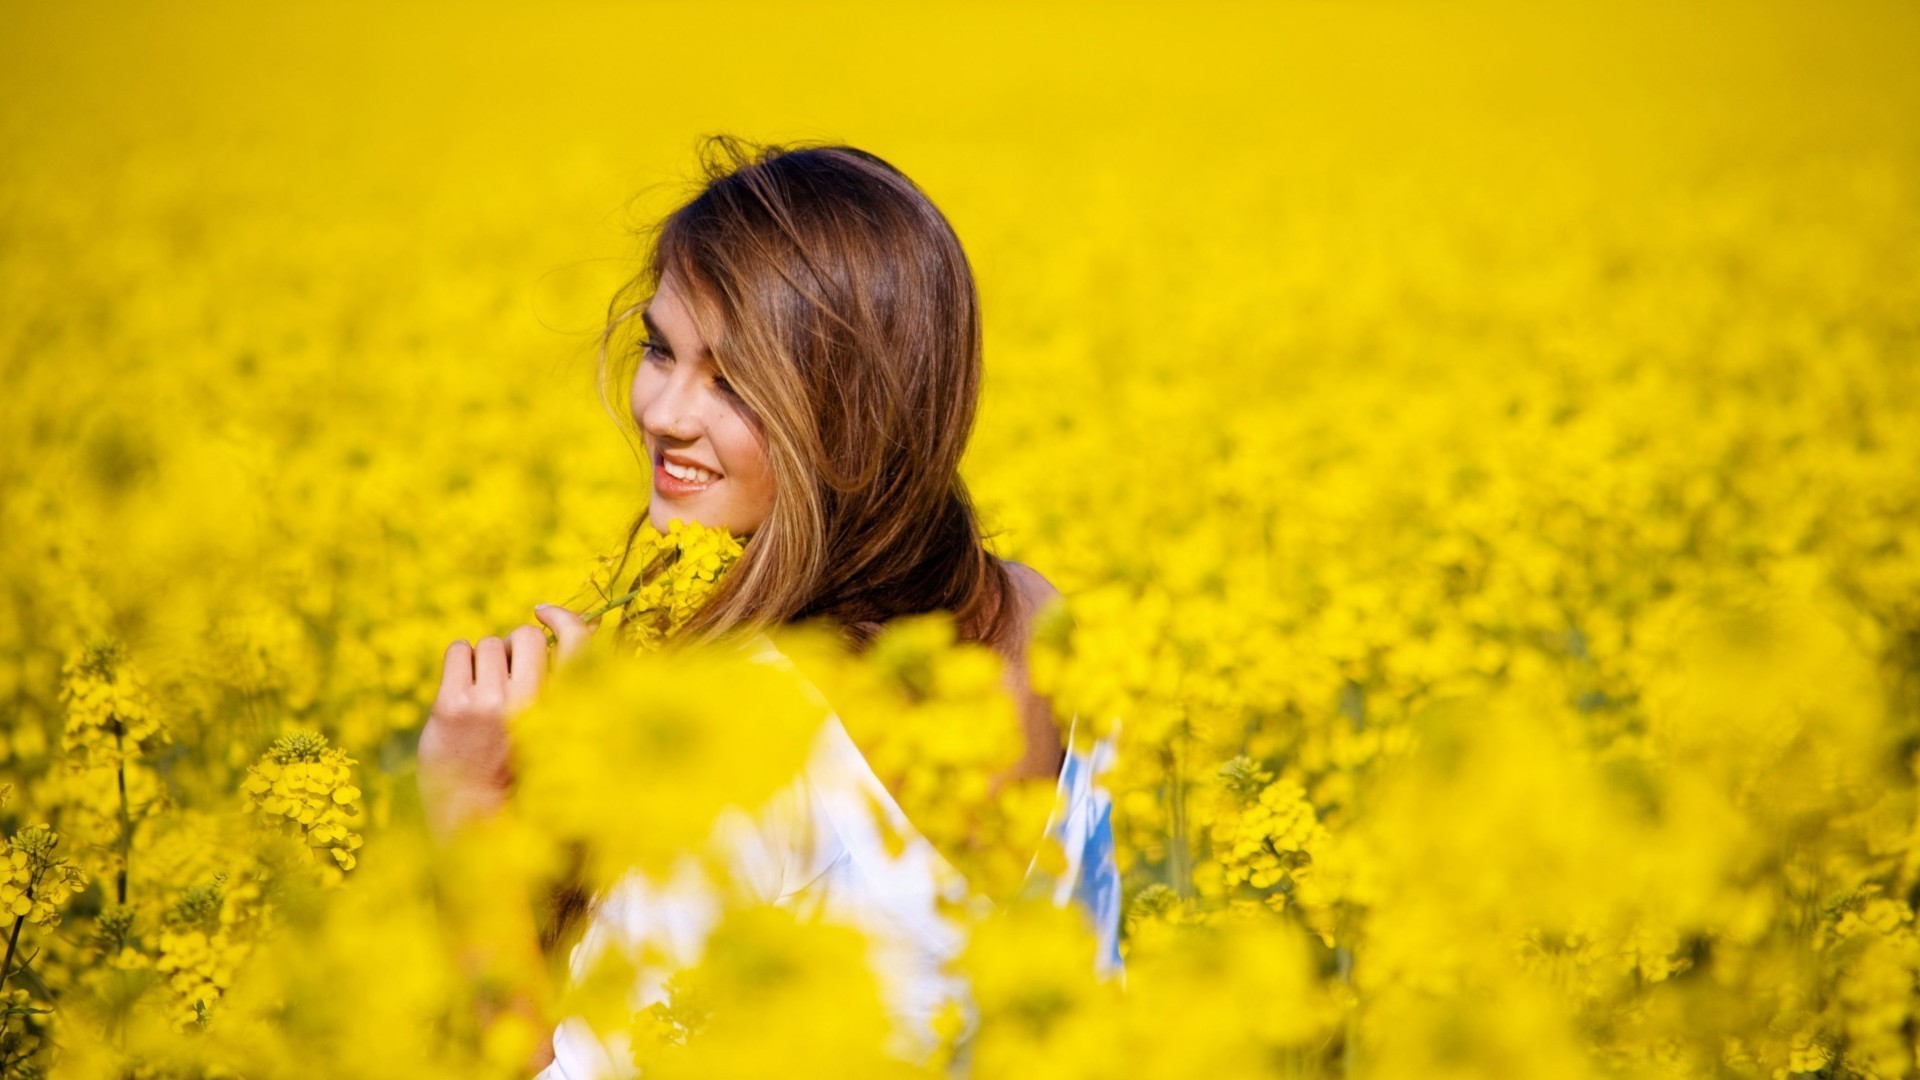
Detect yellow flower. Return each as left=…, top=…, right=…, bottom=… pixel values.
left=1204, top=757, right=1328, bottom=899
left=59, top=638, right=169, bottom=769
left=241, top=731, right=365, bottom=880
left=574, top=517, right=745, bottom=653
left=1, top=824, right=87, bottom=927
left=510, top=637, right=824, bottom=884
left=148, top=870, right=266, bottom=1029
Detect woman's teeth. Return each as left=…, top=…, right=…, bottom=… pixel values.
left=664, top=460, right=718, bottom=484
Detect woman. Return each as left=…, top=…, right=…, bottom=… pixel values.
left=417, top=136, right=1121, bottom=1077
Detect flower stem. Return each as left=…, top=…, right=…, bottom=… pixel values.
left=578, top=589, right=639, bottom=624
left=1166, top=742, right=1193, bottom=899
left=1, top=895, right=29, bottom=995
left=115, top=721, right=131, bottom=906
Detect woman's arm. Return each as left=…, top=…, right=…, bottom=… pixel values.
left=419, top=605, right=597, bottom=1075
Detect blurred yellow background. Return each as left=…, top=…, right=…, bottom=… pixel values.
left=5, top=2, right=1920, bottom=1076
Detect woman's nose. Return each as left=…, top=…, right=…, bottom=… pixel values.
left=641, top=375, right=701, bottom=442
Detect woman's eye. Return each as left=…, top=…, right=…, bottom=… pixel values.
left=639, top=338, right=672, bottom=363
left=714, top=376, right=737, bottom=397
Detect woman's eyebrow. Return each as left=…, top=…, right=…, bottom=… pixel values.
left=640, top=308, right=710, bottom=358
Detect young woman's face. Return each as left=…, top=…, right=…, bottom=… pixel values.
left=631, top=273, right=778, bottom=538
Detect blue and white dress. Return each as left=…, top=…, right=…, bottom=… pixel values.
left=538, top=632, right=1122, bottom=1078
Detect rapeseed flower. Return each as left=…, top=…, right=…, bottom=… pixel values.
left=575, top=517, right=745, bottom=653
left=508, top=641, right=821, bottom=885
left=240, top=731, right=365, bottom=880
left=59, top=638, right=168, bottom=769
left=2, top=825, right=87, bottom=928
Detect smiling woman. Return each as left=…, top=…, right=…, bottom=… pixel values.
left=415, top=134, right=1122, bottom=1078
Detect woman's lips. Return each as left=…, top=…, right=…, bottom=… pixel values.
left=654, top=453, right=721, bottom=497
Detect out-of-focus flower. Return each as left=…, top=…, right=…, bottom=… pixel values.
left=151, top=870, right=264, bottom=1028
left=59, top=638, right=169, bottom=769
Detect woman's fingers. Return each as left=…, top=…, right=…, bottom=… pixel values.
left=534, top=604, right=598, bottom=668
left=504, top=623, right=549, bottom=711
left=505, top=623, right=549, bottom=679
left=474, top=636, right=509, bottom=690
left=440, top=639, right=474, bottom=696
left=435, top=608, right=599, bottom=723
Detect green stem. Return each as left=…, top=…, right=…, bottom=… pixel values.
left=2, top=894, right=29, bottom=995
left=115, top=722, right=131, bottom=906
left=577, top=590, right=638, bottom=625
left=1167, top=741, right=1193, bottom=899
left=1338, top=942, right=1357, bottom=1078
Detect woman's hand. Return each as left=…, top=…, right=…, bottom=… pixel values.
left=417, top=604, right=598, bottom=845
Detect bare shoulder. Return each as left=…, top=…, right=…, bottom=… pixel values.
left=999, top=558, right=1063, bottom=625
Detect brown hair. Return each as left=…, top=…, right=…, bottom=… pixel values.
left=541, top=135, right=1020, bottom=955
left=591, top=134, right=1015, bottom=654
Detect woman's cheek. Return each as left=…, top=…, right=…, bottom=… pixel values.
left=732, top=441, right=778, bottom=532
left=629, top=375, right=653, bottom=427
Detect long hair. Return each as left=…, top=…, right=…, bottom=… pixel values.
left=593, top=135, right=1016, bottom=654
left=542, top=136, right=1019, bottom=955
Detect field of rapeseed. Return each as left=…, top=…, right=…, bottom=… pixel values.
left=3, top=1, right=1919, bottom=1077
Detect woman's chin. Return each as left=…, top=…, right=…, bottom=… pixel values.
left=645, top=498, right=758, bottom=539
left=649, top=502, right=713, bottom=533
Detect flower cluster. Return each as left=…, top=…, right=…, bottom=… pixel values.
left=58, top=638, right=168, bottom=768
left=240, top=731, right=365, bottom=878
left=1201, top=757, right=1328, bottom=899
left=151, top=872, right=263, bottom=1028
left=91, top=905, right=146, bottom=971
left=2, top=825, right=87, bottom=928
left=580, top=517, right=745, bottom=653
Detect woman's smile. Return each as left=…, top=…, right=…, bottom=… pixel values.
left=654, top=447, right=723, bottom=496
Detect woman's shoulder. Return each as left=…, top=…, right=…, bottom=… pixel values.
left=998, top=557, right=1062, bottom=611
left=996, top=558, right=1067, bottom=652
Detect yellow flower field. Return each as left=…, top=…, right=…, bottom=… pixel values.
left=2, top=1, right=1918, bottom=1076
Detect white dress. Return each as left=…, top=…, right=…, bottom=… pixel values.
left=536, top=632, right=1123, bottom=1078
